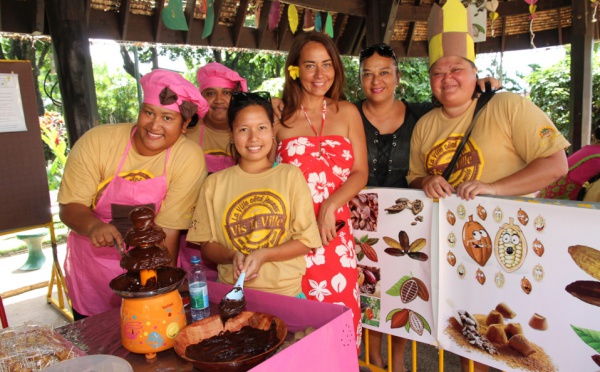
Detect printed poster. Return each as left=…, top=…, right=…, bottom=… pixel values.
left=0, top=73, right=27, bottom=133
left=355, top=189, right=436, bottom=346
left=437, top=196, right=600, bottom=371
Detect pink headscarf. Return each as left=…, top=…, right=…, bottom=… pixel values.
left=196, top=62, right=248, bottom=92
left=141, top=69, right=209, bottom=119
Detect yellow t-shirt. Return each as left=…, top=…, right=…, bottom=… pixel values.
left=186, top=123, right=232, bottom=157
left=407, top=93, right=570, bottom=188
left=58, top=123, right=207, bottom=230
left=583, top=180, right=600, bottom=202
left=187, top=164, right=322, bottom=297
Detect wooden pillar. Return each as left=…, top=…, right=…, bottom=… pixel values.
left=365, top=0, right=399, bottom=48
left=45, top=0, right=99, bottom=145
left=569, top=0, right=594, bottom=152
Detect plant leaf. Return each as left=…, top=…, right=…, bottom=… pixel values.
left=571, top=325, right=600, bottom=353
left=385, top=275, right=412, bottom=296
left=360, top=234, right=368, bottom=243
left=417, top=312, right=432, bottom=334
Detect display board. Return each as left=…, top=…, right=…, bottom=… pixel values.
left=356, top=189, right=600, bottom=371
left=0, top=61, right=51, bottom=232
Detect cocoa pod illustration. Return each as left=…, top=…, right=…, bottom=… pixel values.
left=568, top=245, right=600, bottom=281
left=408, top=252, right=429, bottom=261
left=446, top=210, right=456, bottom=226
left=409, top=238, right=426, bottom=252
left=360, top=243, right=378, bottom=262
left=398, top=231, right=410, bottom=252
left=521, top=277, right=532, bottom=294
left=409, top=311, right=424, bottom=336
left=532, top=239, right=544, bottom=257
left=389, top=309, right=409, bottom=328
left=565, top=280, right=600, bottom=307
left=385, top=248, right=405, bottom=257
left=413, top=277, right=430, bottom=301
left=400, top=278, right=419, bottom=303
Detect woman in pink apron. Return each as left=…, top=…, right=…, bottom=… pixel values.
left=58, top=69, right=209, bottom=319
left=179, top=62, right=248, bottom=275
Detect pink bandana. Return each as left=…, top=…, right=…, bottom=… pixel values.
left=141, top=69, right=209, bottom=118
left=197, top=62, right=248, bottom=92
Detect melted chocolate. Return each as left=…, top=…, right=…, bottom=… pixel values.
left=218, top=292, right=247, bottom=324
left=123, top=207, right=166, bottom=247
left=185, top=321, right=279, bottom=362
left=120, top=245, right=171, bottom=271
left=110, top=267, right=186, bottom=293
left=110, top=206, right=184, bottom=295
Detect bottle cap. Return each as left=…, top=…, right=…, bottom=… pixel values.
left=190, top=255, right=201, bottom=264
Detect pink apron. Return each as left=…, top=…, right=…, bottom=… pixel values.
left=64, top=128, right=170, bottom=316
left=198, top=124, right=235, bottom=174
left=176, top=124, right=227, bottom=280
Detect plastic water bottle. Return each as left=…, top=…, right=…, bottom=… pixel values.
left=188, top=255, right=210, bottom=321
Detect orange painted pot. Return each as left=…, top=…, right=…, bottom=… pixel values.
left=120, top=290, right=186, bottom=359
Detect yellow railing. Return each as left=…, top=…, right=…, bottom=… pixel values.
left=359, top=330, right=489, bottom=372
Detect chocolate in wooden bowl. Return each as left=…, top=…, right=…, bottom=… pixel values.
left=174, top=311, right=287, bottom=372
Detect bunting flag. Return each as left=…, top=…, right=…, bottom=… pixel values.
left=524, top=0, right=537, bottom=48
left=202, top=0, right=215, bottom=39
left=254, top=2, right=262, bottom=28
left=199, top=0, right=207, bottom=14
left=485, top=0, right=498, bottom=37
left=315, top=11, right=322, bottom=32
left=303, top=8, right=315, bottom=31
left=269, top=0, right=281, bottom=31
left=325, top=12, right=334, bottom=37
left=162, top=0, right=189, bottom=31
left=288, top=5, right=299, bottom=34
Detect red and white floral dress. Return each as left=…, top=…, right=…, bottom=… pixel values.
left=276, top=135, right=361, bottom=349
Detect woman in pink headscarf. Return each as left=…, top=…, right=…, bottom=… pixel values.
left=186, top=62, right=248, bottom=174
left=58, top=69, right=209, bottom=319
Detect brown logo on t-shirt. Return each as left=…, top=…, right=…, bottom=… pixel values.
left=224, top=190, right=287, bottom=253
left=426, top=135, right=483, bottom=186
left=93, top=170, right=154, bottom=209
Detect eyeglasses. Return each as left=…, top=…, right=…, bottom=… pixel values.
left=230, top=91, right=271, bottom=105
left=359, top=44, right=398, bottom=63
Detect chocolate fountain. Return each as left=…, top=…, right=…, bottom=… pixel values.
left=109, top=207, right=187, bottom=359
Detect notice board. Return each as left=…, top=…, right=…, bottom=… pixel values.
left=0, top=61, right=51, bottom=232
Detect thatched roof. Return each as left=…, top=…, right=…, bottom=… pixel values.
left=2, top=0, right=585, bottom=58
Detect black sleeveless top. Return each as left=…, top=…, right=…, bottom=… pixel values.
left=354, top=99, right=434, bottom=188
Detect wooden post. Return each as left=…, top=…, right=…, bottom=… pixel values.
left=45, top=0, right=99, bottom=144
left=569, top=0, right=594, bottom=152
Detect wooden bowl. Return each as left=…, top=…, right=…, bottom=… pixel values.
left=174, top=311, right=287, bottom=372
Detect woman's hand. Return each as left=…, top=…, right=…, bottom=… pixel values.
left=317, top=199, right=338, bottom=246
left=241, top=249, right=267, bottom=281
left=88, top=222, right=124, bottom=250
left=232, top=251, right=249, bottom=280
left=456, top=180, right=497, bottom=200
left=476, top=77, right=502, bottom=93
left=421, top=175, right=455, bottom=199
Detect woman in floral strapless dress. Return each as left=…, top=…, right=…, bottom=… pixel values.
left=274, top=32, right=368, bottom=350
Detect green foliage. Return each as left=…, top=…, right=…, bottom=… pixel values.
left=156, top=46, right=287, bottom=91
left=398, top=58, right=432, bottom=103
left=525, top=46, right=600, bottom=140
left=39, top=112, right=68, bottom=190
left=93, top=64, right=139, bottom=124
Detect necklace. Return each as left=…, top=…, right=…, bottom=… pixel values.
left=300, top=99, right=327, bottom=156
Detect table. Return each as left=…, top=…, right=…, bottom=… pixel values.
left=56, top=282, right=357, bottom=372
